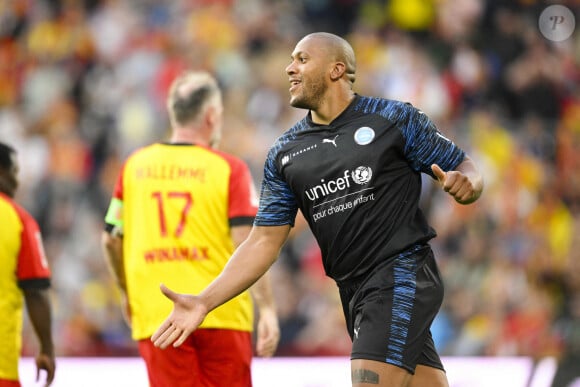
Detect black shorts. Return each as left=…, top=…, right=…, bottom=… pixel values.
left=338, top=245, right=445, bottom=374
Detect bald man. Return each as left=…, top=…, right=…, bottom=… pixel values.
left=102, top=71, right=279, bottom=387
left=151, top=33, right=484, bottom=387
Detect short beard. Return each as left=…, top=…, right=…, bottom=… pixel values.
left=290, top=76, right=327, bottom=110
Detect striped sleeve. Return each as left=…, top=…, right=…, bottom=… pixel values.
left=254, top=142, right=298, bottom=227
left=397, top=102, right=465, bottom=178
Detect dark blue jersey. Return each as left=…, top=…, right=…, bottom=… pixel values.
left=255, top=95, right=465, bottom=283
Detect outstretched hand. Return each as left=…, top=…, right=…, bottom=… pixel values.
left=151, top=284, right=208, bottom=349
left=431, top=164, right=478, bottom=204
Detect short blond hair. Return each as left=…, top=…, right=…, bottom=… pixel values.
left=166, top=71, right=222, bottom=127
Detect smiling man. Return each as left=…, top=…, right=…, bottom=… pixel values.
left=151, top=32, right=484, bottom=387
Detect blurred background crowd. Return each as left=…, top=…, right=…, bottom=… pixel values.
left=1, top=0, right=579, bottom=367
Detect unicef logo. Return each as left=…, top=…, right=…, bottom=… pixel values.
left=354, top=127, right=375, bottom=145
left=539, top=5, right=575, bottom=42
left=351, top=166, right=372, bottom=184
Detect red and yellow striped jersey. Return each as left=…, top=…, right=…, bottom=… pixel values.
left=0, top=192, right=51, bottom=380
left=105, top=143, right=258, bottom=340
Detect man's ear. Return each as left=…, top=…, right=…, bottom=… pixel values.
left=330, top=62, right=346, bottom=81
left=205, top=105, right=218, bottom=126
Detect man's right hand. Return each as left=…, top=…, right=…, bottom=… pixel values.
left=151, top=284, right=208, bottom=349
left=35, top=352, right=55, bottom=387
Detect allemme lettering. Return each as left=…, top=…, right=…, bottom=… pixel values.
left=136, top=164, right=206, bottom=182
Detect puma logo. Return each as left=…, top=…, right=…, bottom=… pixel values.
left=322, top=135, right=339, bottom=147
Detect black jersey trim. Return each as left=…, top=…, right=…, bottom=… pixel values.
left=229, top=216, right=255, bottom=227
left=18, top=278, right=51, bottom=290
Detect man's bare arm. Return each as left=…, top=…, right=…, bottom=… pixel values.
left=152, top=224, right=290, bottom=349
left=101, top=232, right=126, bottom=291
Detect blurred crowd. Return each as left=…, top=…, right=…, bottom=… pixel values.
left=1, top=0, right=579, bottom=363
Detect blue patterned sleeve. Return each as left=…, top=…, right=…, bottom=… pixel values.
left=399, top=103, right=465, bottom=179
left=254, top=145, right=298, bottom=227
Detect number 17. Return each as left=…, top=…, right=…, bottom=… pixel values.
left=151, top=191, right=193, bottom=237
